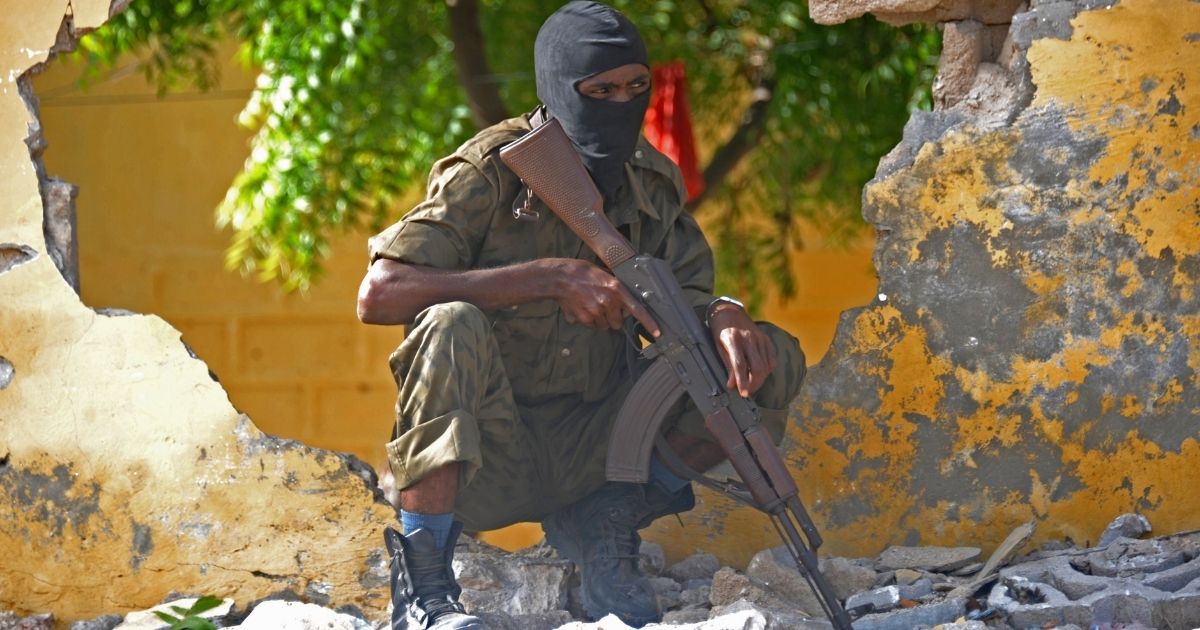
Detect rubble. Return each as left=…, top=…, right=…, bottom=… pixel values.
left=13, top=513, right=1200, bottom=628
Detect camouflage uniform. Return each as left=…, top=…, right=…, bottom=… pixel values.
left=370, top=113, right=805, bottom=532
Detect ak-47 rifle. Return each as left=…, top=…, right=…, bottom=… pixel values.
left=499, top=118, right=854, bottom=630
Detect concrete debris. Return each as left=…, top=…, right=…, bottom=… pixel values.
left=230, top=601, right=371, bottom=629
left=66, top=615, right=122, bottom=630
left=0, top=612, right=53, bottom=629
left=1098, top=513, right=1153, bottom=547
left=22, top=518, right=1200, bottom=628
left=665, top=552, right=722, bottom=582
left=878, top=545, right=982, bottom=572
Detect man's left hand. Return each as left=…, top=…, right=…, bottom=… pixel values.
left=709, top=304, right=778, bottom=398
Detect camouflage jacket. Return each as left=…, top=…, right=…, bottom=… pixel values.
left=369, top=113, right=717, bottom=408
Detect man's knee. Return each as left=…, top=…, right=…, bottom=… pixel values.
left=411, top=301, right=490, bottom=336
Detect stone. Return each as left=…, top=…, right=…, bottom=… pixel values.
left=820, top=557, right=878, bottom=600
left=453, top=551, right=571, bottom=615
left=708, top=567, right=794, bottom=612
left=650, top=576, right=683, bottom=609
left=665, top=552, right=722, bottom=582
left=877, top=546, right=981, bottom=572
left=973, top=520, right=1036, bottom=579
left=640, top=541, right=666, bottom=576
left=474, top=611, right=572, bottom=630
left=678, top=584, right=712, bottom=609
left=116, top=598, right=235, bottom=630
left=892, top=568, right=922, bottom=586
left=1097, top=513, right=1153, bottom=547
left=231, top=601, right=370, bottom=629
left=0, top=612, right=54, bottom=630
left=661, top=607, right=710, bottom=625
left=850, top=597, right=968, bottom=630
left=705, top=598, right=830, bottom=630
left=932, top=622, right=987, bottom=630
left=844, top=586, right=901, bottom=615
left=67, top=615, right=123, bottom=630
left=742, top=547, right=825, bottom=615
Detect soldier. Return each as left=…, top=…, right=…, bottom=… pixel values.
left=357, top=2, right=805, bottom=628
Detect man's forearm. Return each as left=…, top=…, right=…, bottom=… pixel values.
left=357, top=258, right=558, bottom=325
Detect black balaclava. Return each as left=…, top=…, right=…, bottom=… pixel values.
left=534, top=1, right=650, bottom=200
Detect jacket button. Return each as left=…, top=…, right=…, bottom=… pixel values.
left=560, top=348, right=571, bottom=357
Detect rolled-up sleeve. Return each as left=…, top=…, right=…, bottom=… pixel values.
left=368, top=158, right=498, bottom=270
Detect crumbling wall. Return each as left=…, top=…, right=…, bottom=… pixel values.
left=791, top=0, right=1199, bottom=554
left=0, top=2, right=394, bottom=625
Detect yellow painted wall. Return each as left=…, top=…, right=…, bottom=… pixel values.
left=33, top=38, right=877, bottom=551
left=2, top=3, right=395, bottom=626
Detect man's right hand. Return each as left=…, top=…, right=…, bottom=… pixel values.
left=547, top=258, right=660, bottom=337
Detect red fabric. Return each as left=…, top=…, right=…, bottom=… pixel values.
left=644, top=61, right=705, bottom=202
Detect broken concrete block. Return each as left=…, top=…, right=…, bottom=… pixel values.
left=851, top=597, right=968, bottom=630
left=67, top=615, right=122, bottom=630
left=844, top=585, right=901, bottom=614
left=705, top=598, right=829, bottom=630
left=649, top=576, right=683, bottom=610
left=743, top=547, right=823, bottom=614
left=708, top=567, right=795, bottom=613
left=1098, top=513, right=1153, bottom=547
left=639, top=541, right=666, bottom=576
left=474, top=610, right=573, bottom=630
left=453, top=551, right=571, bottom=615
left=878, top=545, right=981, bottom=572
left=665, top=551, right=722, bottom=582
left=231, top=601, right=370, bottom=629
left=0, top=612, right=54, bottom=630
left=661, top=607, right=710, bottom=625
left=820, top=556, right=878, bottom=600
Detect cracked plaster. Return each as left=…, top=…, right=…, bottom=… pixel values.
left=1, top=1, right=393, bottom=626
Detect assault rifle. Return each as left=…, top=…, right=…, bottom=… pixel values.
left=500, top=118, right=854, bottom=630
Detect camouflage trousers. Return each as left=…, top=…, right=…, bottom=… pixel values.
left=385, top=301, right=806, bottom=532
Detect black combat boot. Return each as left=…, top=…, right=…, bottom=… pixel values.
left=541, top=482, right=696, bottom=626
left=385, top=522, right=485, bottom=630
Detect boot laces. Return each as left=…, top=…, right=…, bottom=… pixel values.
left=408, top=556, right=466, bottom=621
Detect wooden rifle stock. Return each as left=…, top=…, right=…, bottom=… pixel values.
left=500, top=118, right=853, bottom=630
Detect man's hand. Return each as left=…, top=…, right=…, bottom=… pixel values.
left=549, top=258, right=661, bottom=337
left=709, top=303, right=777, bottom=398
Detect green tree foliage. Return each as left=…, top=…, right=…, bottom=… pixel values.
left=76, top=0, right=937, bottom=298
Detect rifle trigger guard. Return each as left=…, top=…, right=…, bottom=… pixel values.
left=605, top=357, right=686, bottom=484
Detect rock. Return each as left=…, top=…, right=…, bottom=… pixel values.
left=820, top=557, right=878, bottom=600
left=683, top=578, right=712, bottom=591
left=650, top=576, right=683, bottom=609
left=932, top=622, right=988, bottom=630
left=974, top=520, right=1035, bottom=580
left=661, top=607, right=710, bottom=625
left=553, top=613, right=636, bottom=629
left=0, top=612, right=54, bottom=630
left=743, top=547, right=823, bottom=614
left=851, top=597, right=968, bottom=630
left=705, top=598, right=829, bottom=630
left=892, top=568, right=922, bottom=586
left=678, top=584, right=712, bottom=609
left=453, top=551, right=571, bottom=614
left=474, top=610, right=572, bottom=630
left=844, top=586, right=901, bottom=615
left=231, top=601, right=371, bottom=629
left=877, top=546, right=981, bottom=572
left=665, top=552, right=722, bottom=582
left=68, top=615, right=122, bottom=630
left=950, top=562, right=983, bottom=576
left=116, top=598, right=235, bottom=630
left=640, top=541, right=666, bottom=576
left=708, top=567, right=794, bottom=612
left=1098, top=513, right=1153, bottom=547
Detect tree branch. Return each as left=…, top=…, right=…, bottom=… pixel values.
left=687, top=76, right=775, bottom=210
left=446, top=0, right=509, bottom=128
